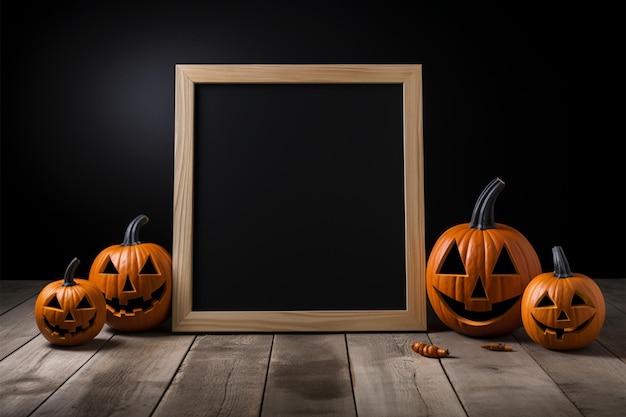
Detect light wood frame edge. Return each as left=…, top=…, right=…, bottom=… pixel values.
left=172, top=64, right=425, bottom=332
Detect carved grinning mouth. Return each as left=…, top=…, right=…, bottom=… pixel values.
left=105, top=283, right=166, bottom=315
left=531, top=315, right=595, bottom=340
left=435, top=287, right=520, bottom=321
left=43, top=315, right=98, bottom=338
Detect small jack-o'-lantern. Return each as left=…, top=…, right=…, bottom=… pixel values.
left=522, top=246, right=605, bottom=350
left=88, top=214, right=172, bottom=332
left=426, top=178, right=542, bottom=337
left=35, top=258, right=106, bottom=346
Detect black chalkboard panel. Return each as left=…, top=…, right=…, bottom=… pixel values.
left=172, top=64, right=425, bottom=332
left=192, top=83, right=405, bottom=311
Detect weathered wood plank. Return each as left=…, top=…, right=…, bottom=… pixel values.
left=348, top=333, right=466, bottom=417
left=515, top=328, right=626, bottom=417
left=0, top=293, right=42, bottom=360
left=595, top=302, right=626, bottom=362
left=596, top=279, right=625, bottom=313
left=429, top=331, right=583, bottom=417
left=518, top=278, right=625, bottom=362
left=261, top=334, right=356, bottom=417
left=1, top=280, right=624, bottom=417
left=29, top=328, right=195, bottom=417
left=152, top=334, right=272, bottom=417
left=0, top=280, right=50, bottom=314
left=0, top=328, right=115, bottom=417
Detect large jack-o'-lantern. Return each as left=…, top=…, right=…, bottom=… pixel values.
left=426, top=178, right=542, bottom=337
left=35, top=258, right=106, bottom=346
left=88, top=214, right=172, bottom=332
left=522, top=246, right=605, bottom=350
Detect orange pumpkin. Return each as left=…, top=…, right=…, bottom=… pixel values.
left=88, top=214, right=172, bottom=332
left=35, top=258, right=106, bottom=346
left=522, top=246, right=606, bottom=350
left=426, top=178, right=542, bottom=337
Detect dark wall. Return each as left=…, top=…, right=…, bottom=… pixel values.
left=2, top=2, right=624, bottom=281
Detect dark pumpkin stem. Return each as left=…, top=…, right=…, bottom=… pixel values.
left=121, top=214, right=149, bottom=246
left=552, top=246, right=574, bottom=278
left=62, top=257, right=80, bottom=287
left=469, top=177, right=505, bottom=230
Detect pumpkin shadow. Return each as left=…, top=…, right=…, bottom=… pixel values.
left=513, top=329, right=619, bottom=358
left=426, top=300, right=450, bottom=333
left=44, top=332, right=122, bottom=351
left=101, top=316, right=175, bottom=338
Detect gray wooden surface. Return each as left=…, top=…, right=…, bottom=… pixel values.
left=1, top=279, right=624, bottom=417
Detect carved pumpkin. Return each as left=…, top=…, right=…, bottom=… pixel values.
left=34, top=258, right=106, bottom=346
left=521, top=246, right=606, bottom=350
left=88, top=214, right=172, bottom=332
left=426, top=178, right=542, bottom=337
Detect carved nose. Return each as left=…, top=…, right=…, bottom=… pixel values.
left=471, top=277, right=487, bottom=299
left=123, top=275, right=135, bottom=292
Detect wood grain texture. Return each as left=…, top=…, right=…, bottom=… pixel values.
left=261, top=334, right=356, bottom=417
left=0, top=293, right=41, bottom=360
left=28, top=330, right=195, bottom=417
left=0, top=329, right=114, bottom=417
left=172, top=64, right=425, bottom=332
left=430, top=331, right=583, bottom=417
left=0, top=280, right=50, bottom=314
left=514, top=328, right=626, bottom=417
left=348, top=333, right=466, bottom=417
left=0, top=281, right=56, bottom=359
left=1, top=278, right=624, bottom=417
left=597, top=278, right=626, bottom=313
left=152, top=334, right=272, bottom=417
left=595, top=301, right=626, bottom=362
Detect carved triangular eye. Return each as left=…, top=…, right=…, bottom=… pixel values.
left=571, top=293, right=587, bottom=306
left=438, top=242, right=465, bottom=274
left=491, top=246, right=517, bottom=274
left=537, top=294, right=555, bottom=307
left=139, top=255, right=158, bottom=275
left=76, top=296, right=92, bottom=309
left=46, top=295, right=62, bottom=309
left=102, top=257, right=119, bottom=274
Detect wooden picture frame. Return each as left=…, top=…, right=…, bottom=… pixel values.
left=172, top=64, right=425, bottom=332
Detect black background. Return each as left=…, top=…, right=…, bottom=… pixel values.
left=192, top=83, right=407, bottom=310
left=1, top=2, right=624, bottom=284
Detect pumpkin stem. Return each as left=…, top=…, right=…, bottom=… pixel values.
left=121, top=214, right=149, bottom=246
left=469, top=177, right=505, bottom=230
left=63, top=257, right=80, bottom=287
left=552, top=246, right=574, bottom=278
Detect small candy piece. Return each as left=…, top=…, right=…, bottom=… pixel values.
left=481, top=342, right=514, bottom=351
left=411, top=341, right=449, bottom=358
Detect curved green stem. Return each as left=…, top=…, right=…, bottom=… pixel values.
left=121, top=214, right=149, bottom=246
left=469, top=177, right=505, bottom=230
left=62, top=257, right=80, bottom=287
left=552, top=246, right=574, bottom=278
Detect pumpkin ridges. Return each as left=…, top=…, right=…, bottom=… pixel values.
left=35, top=259, right=107, bottom=346
left=133, top=243, right=172, bottom=297
left=488, top=225, right=541, bottom=280
left=88, top=214, right=172, bottom=332
left=521, top=246, right=606, bottom=350
left=426, top=178, right=541, bottom=337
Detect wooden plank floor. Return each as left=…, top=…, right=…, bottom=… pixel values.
left=1, top=279, right=624, bottom=417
